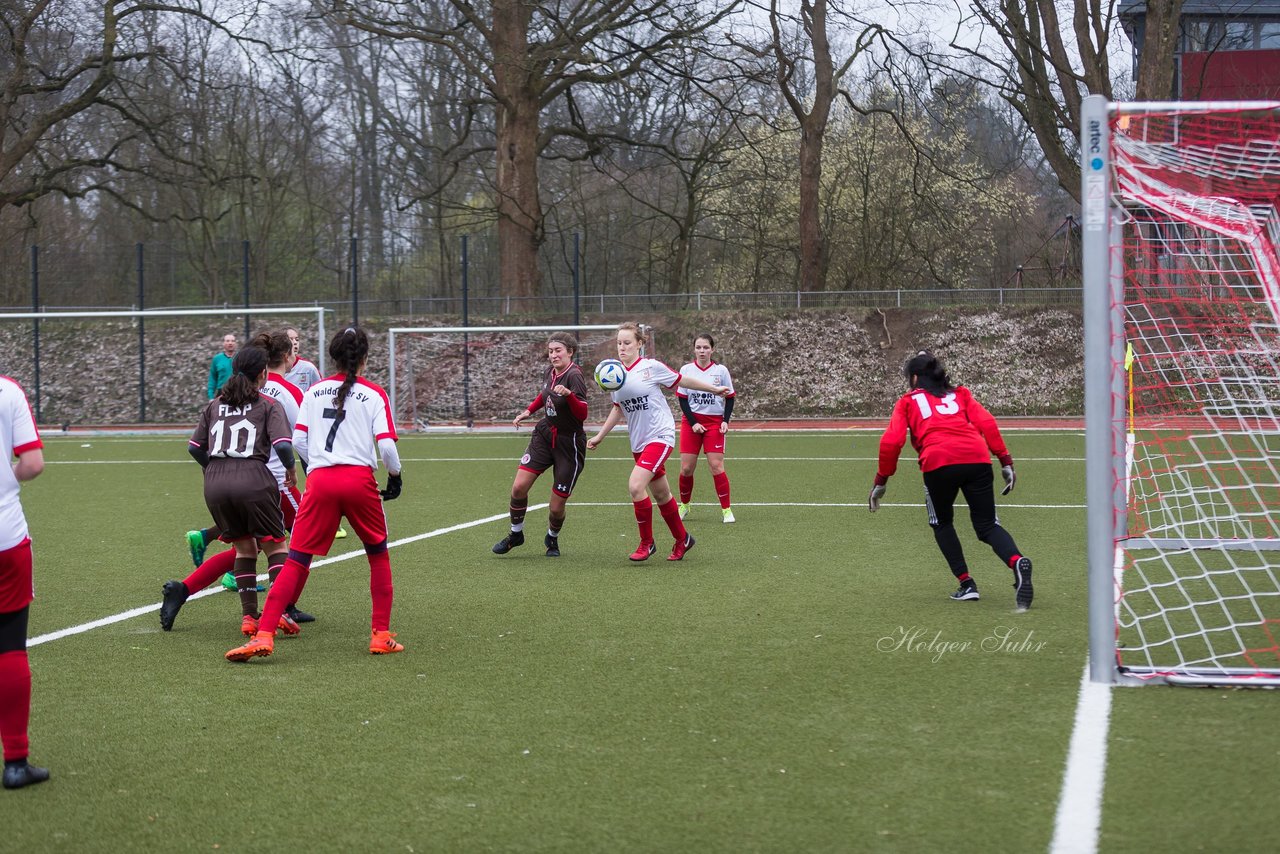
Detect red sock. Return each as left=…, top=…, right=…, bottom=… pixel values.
left=259, top=559, right=308, bottom=633
left=633, top=498, right=654, bottom=544
left=958, top=572, right=972, bottom=583
left=712, top=471, right=731, bottom=509
left=657, top=498, right=688, bottom=540
left=183, top=548, right=236, bottom=592
left=678, top=474, right=693, bottom=505
left=1008, top=554, right=1023, bottom=569
left=0, top=650, right=32, bottom=761
left=368, top=550, right=393, bottom=632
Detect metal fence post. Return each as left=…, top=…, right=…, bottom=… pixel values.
left=30, top=246, right=40, bottom=423
left=242, top=240, right=251, bottom=339
left=462, top=234, right=471, bottom=427
left=350, top=235, right=359, bottom=326
left=137, top=243, right=146, bottom=423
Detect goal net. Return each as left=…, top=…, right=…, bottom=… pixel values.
left=387, top=324, right=653, bottom=428
left=1082, top=97, right=1280, bottom=685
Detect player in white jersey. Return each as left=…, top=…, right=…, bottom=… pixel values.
left=283, top=325, right=323, bottom=392
left=227, top=326, right=404, bottom=662
left=676, top=333, right=737, bottom=523
left=587, top=322, right=729, bottom=562
left=0, top=375, right=49, bottom=789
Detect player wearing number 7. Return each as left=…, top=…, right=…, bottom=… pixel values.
left=868, top=351, right=1034, bottom=611
left=227, top=327, right=404, bottom=662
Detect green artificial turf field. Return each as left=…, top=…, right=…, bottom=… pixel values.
left=7, top=431, right=1276, bottom=852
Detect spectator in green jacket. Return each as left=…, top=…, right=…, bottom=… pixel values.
left=207, top=334, right=237, bottom=399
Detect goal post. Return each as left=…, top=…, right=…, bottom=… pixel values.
left=1082, top=96, right=1280, bottom=686
left=0, top=306, right=330, bottom=424
left=387, top=324, right=651, bottom=429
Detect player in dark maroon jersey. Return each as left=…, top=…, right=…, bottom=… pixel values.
left=163, top=331, right=315, bottom=631
left=493, top=332, right=590, bottom=558
left=162, top=346, right=302, bottom=638
left=869, top=351, right=1033, bottom=610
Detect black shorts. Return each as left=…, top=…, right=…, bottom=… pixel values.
left=519, top=424, right=587, bottom=497
left=204, top=461, right=287, bottom=542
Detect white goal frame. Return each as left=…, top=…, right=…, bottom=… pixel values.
left=1081, top=96, right=1280, bottom=687
left=0, top=306, right=331, bottom=423
left=0, top=306, right=331, bottom=374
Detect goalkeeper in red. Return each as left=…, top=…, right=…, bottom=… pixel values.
left=869, top=351, right=1033, bottom=610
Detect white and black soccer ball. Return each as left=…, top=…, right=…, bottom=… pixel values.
left=593, top=359, right=627, bottom=392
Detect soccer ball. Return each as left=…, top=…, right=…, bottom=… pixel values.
left=594, top=359, right=627, bottom=392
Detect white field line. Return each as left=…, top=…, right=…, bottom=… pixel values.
left=1049, top=663, right=1113, bottom=854
left=28, top=498, right=1086, bottom=648
left=27, top=507, right=543, bottom=648
left=46, top=455, right=1089, bottom=465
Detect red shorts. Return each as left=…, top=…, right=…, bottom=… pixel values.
left=290, top=466, right=388, bottom=555
left=280, top=484, right=302, bottom=530
left=0, top=538, right=34, bottom=613
left=680, top=415, right=726, bottom=456
left=632, top=443, right=674, bottom=477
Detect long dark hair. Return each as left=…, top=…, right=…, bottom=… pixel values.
left=328, top=327, right=369, bottom=414
left=250, top=329, right=293, bottom=371
left=220, top=346, right=269, bottom=407
left=904, top=350, right=955, bottom=397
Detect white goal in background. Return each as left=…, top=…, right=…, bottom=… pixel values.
left=1082, top=96, right=1280, bottom=686
left=387, top=324, right=653, bottom=428
left=0, top=306, right=331, bottom=425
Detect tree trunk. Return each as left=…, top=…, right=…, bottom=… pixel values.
left=492, top=0, right=543, bottom=303
left=1135, top=0, right=1184, bottom=101
left=797, top=119, right=827, bottom=291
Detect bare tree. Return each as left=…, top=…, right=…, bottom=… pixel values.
left=0, top=1, right=265, bottom=211
left=937, top=0, right=1182, bottom=202
left=740, top=1, right=882, bottom=291
left=333, top=0, right=737, bottom=300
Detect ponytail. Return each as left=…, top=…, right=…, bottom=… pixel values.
left=250, top=329, right=293, bottom=370
left=219, top=346, right=269, bottom=407
left=328, top=326, right=370, bottom=414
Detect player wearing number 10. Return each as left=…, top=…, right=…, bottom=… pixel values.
left=184, top=346, right=298, bottom=636
left=227, top=327, right=404, bottom=662
left=868, top=351, right=1034, bottom=610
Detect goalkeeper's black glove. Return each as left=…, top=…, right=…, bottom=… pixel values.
left=380, top=473, right=402, bottom=501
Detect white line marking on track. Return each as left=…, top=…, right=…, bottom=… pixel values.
left=1049, top=662, right=1112, bottom=854
left=27, top=506, right=547, bottom=648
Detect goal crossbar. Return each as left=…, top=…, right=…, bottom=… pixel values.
left=1, top=306, right=332, bottom=373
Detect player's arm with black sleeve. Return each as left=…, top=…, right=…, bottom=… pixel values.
left=678, top=394, right=695, bottom=424
left=722, top=395, right=734, bottom=423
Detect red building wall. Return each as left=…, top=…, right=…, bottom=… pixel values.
left=1181, top=49, right=1280, bottom=100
